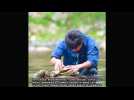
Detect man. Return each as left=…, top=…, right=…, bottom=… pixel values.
left=50, top=29, right=99, bottom=76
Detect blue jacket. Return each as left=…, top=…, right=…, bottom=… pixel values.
left=51, top=34, right=99, bottom=69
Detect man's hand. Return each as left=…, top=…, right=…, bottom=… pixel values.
left=66, top=65, right=81, bottom=73
left=50, top=57, right=64, bottom=72
left=64, top=61, right=92, bottom=74
left=54, top=60, right=64, bottom=72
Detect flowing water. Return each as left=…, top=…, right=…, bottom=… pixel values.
left=29, top=49, right=106, bottom=87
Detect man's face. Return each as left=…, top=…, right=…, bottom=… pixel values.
left=72, top=43, right=82, bottom=52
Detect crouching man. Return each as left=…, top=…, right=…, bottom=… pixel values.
left=50, top=29, right=99, bottom=77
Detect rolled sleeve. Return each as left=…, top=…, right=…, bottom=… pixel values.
left=51, top=41, right=65, bottom=59
left=87, top=41, right=99, bottom=67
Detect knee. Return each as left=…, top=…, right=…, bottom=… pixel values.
left=88, top=68, right=97, bottom=75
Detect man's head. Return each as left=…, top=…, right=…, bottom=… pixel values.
left=65, top=29, right=83, bottom=52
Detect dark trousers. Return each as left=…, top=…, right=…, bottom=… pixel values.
left=79, top=67, right=97, bottom=76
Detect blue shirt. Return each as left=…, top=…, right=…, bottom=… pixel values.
left=51, top=34, right=99, bottom=69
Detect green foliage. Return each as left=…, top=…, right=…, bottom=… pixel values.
left=29, top=12, right=105, bottom=42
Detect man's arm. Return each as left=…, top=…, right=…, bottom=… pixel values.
left=87, top=39, right=99, bottom=67
left=76, top=61, right=92, bottom=69
left=66, top=61, right=92, bottom=73
left=50, top=41, right=65, bottom=72
left=50, top=57, right=64, bottom=72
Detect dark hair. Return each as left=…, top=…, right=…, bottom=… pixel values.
left=65, top=30, right=83, bottom=49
